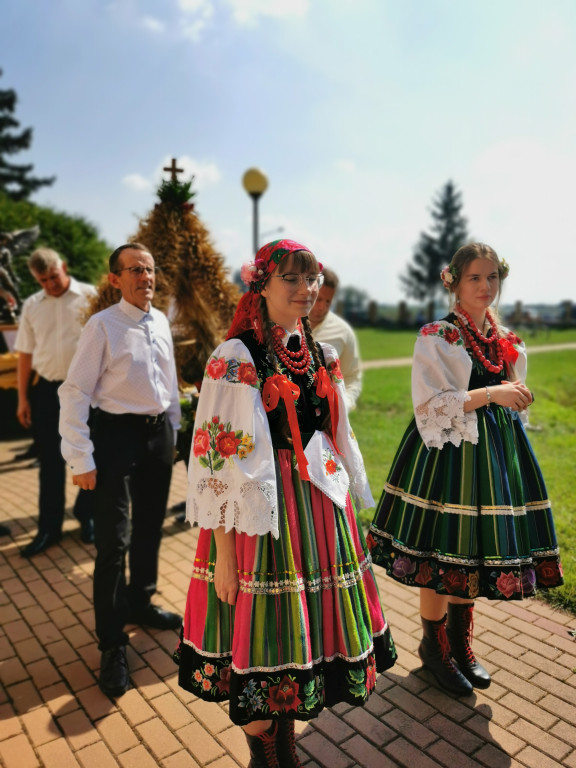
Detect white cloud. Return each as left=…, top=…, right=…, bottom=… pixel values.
left=182, top=19, right=208, bottom=41
left=335, top=159, right=357, bottom=173
left=141, top=16, right=165, bottom=33
left=178, top=0, right=212, bottom=12
left=157, top=155, right=222, bottom=189
left=227, top=0, right=309, bottom=25
left=122, top=173, right=153, bottom=191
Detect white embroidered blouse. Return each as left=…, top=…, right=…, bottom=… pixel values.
left=412, top=319, right=527, bottom=450
left=186, top=334, right=374, bottom=539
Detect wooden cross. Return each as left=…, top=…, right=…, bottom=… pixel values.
left=163, top=158, right=184, bottom=181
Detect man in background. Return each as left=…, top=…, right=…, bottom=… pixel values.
left=59, top=243, right=181, bottom=698
left=15, top=248, right=96, bottom=557
left=309, top=266, right=363, bottom=411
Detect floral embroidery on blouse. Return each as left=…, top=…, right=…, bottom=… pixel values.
left=204, top=355, right=260, bottom=388
left=327, top=358, right=344, bottom=384
left=419, top=322, right=464, bottom=346
left=193, top=415, right=255, bottom=474
left=322, top=448, right=342, bottom=479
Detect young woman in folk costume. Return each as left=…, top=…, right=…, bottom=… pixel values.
left=176, top=240, right=396, bottom=768
left=368, top=242, right=563, bottom=697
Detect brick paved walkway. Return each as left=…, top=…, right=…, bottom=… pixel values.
left=1, top=437, right=575, bottom=768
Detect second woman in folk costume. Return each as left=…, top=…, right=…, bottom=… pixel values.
left=177, top=240, right=396, bottom=768
left=368, top=242, right=563, bottom=697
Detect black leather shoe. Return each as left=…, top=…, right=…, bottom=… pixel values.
left=80, top=518, right=94, bottom=544
left=129, top=604, right=182, bottom=630
left=21, top=532, right=61, bottom=558
left=0, top=523, right=10, bottom=537
left=99, top=646, right=130, bottom=697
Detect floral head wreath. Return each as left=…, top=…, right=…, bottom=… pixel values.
left=227, top=239, right=315, bottom=342
left=440, top=264, right=458, bottom=290
left=499, top=258, right=510, bottom=279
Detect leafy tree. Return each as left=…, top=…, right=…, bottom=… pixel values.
left=0, top=70, right=55, bottom=200
left=401, top=180, right=469, bottom=309
left=0, top=192, right=111, bottom=299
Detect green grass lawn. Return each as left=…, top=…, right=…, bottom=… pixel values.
left=356, top=326, right=576, bottom=361
left=351, top=339, right=576, bottom=614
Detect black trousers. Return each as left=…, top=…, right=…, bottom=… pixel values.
left=91, top=410, right=174, bottom=650
left=31, top=377, right=94, bottom=536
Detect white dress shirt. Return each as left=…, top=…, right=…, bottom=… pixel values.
left=14, top=277, right=97, bottom=381
left=311, top=311, right=362, bottom=410
left=59, top=298, right=181, bottom=474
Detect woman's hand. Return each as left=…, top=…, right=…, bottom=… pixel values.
left=492, top=380, right=533, bottom=411
left=213, top=527, right=239, bottom=605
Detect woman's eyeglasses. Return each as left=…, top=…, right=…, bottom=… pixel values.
left=272, top=273, right=324, bottom=290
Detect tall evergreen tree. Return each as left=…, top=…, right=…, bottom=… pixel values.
left=0, top=70, right=55, bottom=201
left=400, top=180, right=469, bottom=307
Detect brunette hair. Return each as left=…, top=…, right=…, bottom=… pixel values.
left=109, top=242, right=152, bottom=273
left=320, top=267, right=339, bottom=290
left=260, top=250, right=332, bottom=440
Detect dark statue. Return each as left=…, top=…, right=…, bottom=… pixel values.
left=0, top=225, right=39, bottom=323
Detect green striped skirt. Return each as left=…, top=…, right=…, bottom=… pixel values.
left=177, top=448, right=397, bottom=725
left=368, top=405, right=563, bottom=600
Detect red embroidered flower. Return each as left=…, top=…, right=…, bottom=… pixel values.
left=206, top=357, right=227, bottom=379
left=415, top=560, right=433, bottom=586
left=441, top=569, right=467, bottom=594
left=498, top=338, right=519, bottom=364
left=443, top=327, right=461, bottom=345
left=267, top=675, right=302, bottom=713
left=192, top=428, right=210, bottom=457
left=365, top=655, right=377, bottom=693
left=215, top=666, right=231, bottom=693
left=202, top=678, right=212, bottom=691
left=366, top=532, right=377, bottom=551
left=328, top=359, right=343, bottom=382
left=216, top=431, right=241, bottom=458
left=325, top=459, right=338, bottom=475
left=496, top=571, right=520, bottom=598
left=535, top=560, right=561, bottom=587
left=212, top=416, right=219, bottom=423
left=421, top=323, right=440, bottom=336
left=237, top=362, right=258, bottom=386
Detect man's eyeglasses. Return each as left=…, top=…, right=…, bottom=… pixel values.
left=272, top=273, right=324, bottom=290
left=115, top=266, right=158, bottom=277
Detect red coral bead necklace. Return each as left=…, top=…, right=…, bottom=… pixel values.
left=271, top=322, right=312, bottom=375
left=455, top=306, right=504, bottom=374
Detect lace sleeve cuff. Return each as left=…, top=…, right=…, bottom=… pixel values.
left=415, top=389, right=478, bottom=449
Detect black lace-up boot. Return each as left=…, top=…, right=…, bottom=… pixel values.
left=244, top=721, right=280, bottom=768
left=419, top=614, right=473, bottom=696
left=447, top=602, right=491, bottom=689
left=276, top=719, right=303, bottom=768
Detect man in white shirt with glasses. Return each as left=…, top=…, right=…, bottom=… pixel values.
left=59, top=243, right=181, bottom=698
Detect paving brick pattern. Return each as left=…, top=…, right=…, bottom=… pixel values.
left=1, top=437, right=576, bottom=768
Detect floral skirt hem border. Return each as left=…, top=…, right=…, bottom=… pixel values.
left=176, top=630, right=397, bottom=725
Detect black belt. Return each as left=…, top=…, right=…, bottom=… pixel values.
left=95, top=408, right=166, bottom=425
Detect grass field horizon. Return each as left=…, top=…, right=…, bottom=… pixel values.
left=351, top=328, right=576, bottom=615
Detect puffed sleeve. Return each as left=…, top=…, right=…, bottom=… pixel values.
left=321, top=343, right=374, bottom=509
left=185, top=338, right=279, bottom=538
left=412, top=322, right=478, bottom=449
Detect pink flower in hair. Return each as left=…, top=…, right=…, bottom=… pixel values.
left=240, top=258, right=268, bottom=286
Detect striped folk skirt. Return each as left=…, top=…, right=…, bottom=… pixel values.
left=368, top=406, right=563, bottom=600
left=177, top=449, right=397, bottom=725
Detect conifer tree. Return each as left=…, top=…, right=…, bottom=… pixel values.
left=0, top=70, right=55, bottom=200
left=87, top=170, right=240, bottom=388
left=401, top=180, right=469, bottom=307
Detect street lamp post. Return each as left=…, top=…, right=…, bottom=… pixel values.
left=242, top=168, right=268, bottom=255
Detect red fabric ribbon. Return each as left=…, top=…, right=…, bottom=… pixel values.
left=314, top=366, right=342, bottom=455
left=262, top=374, right=309, bottom=481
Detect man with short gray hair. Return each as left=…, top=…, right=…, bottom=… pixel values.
left=15, top=247, right=96, bottom=556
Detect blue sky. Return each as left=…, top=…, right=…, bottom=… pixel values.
left=3, top=0, right=576, bottom=305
